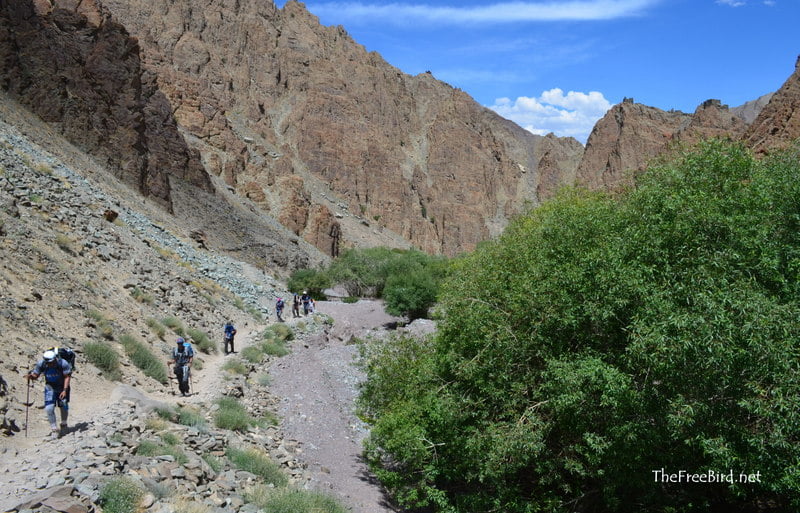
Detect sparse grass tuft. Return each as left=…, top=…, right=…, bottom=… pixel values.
left=99, top=477, right=144, bottom=513
left=162, top=316, right=185, bottom=336
left=221, top=358, right=248, bottom=375
left=146, top=318, right=167, bottom=340
left=119, top=334, right=168, bottom=384
left=187, top=327, right=215, bottom=354
left=130, top=287, right=155, bottom=305
left=214, top=397, right=259, bottom=431
left=227, top=447, right=287, bottom=487
left=240, top=345, right=264, bottom=364
left=243, top=486, right=349, bottom=513
left=256, top=373, right=272, bottom=387
left=84, top=341, right=121, bottom=381
left=55, top=234, right=74, bottom=254
left=202, top=453, right=224, bottom=473
left=176, top=406, right=207, bottom=430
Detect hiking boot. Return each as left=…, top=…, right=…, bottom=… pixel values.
left=60, top=423, right=68, bottom=435
left=49, top=429, right=59, bottom=440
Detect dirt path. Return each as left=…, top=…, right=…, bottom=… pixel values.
left=1, top=301, right=411, bottom=513
left=270, top=300, right=405, bottom=513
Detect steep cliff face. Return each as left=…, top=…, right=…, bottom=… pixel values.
left=576, top=97, right=756, bottom=191
left=576, top=99, right=690, bottom=190
left=0, top=0, right=211, bottom=208
left=98, top=0, right=582, bottom=256
left=744, top=56, right=800, bottom=154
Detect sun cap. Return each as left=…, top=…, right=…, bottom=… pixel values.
left=176, top=337, right=185, bottom=344
left=43, top=350, right=57, bottom=362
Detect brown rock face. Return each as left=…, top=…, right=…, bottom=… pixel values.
left=0, top=0, right=211, bottom=207
left=576, top=99, right=690, bottom=190
left=674, top=99, right=746, bottom=146
left=577, top=98, right=750, bottom=191
left=97, top=0, right=582, bottom=256
left=744, top=56, right=800, bottom=154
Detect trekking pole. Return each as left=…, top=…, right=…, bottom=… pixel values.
left=25, top=378, right=31, bottom=438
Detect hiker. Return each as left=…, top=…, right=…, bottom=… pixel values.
left=309, top=297, right=316, bottom=313
left=275, top=297, right=285, bottom=322
left=292, top=293, right=301, bottom=318
left=168, top=338, right=193, bottom=396
left=301, top=291, right=311, bottom=315
left=223, top=320, right=237, bottom=354
left=26, top=349, right=71, bottom=439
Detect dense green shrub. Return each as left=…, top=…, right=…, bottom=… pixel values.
left=287, top=268, right=330, bottom=299
left=84, top=341, right=121, bottom=381
left=360, top=141, right=800, bottom=512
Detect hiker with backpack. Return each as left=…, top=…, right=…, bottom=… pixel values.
left=26, top=349, right=72, bottom=439
left=292, top=293, right=301, bottom=318
left=168, top=338, right=193, bottom=396
left=223, top=320, right=237, bottom=354
left=301, top=291, right=312, bottom=315
left=275, top=297, right=285, bottom=322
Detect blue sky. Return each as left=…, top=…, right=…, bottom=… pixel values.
left=274, top=0, right=799, bottom=143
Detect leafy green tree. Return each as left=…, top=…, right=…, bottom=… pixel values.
left=287, top=268, right=330, bottom=299
left=360, top=141, right=800, bottom=512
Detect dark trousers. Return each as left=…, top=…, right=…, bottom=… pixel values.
left=174, top=365, right=190, bottom=394
left=224, top=336, right=234, bottom=354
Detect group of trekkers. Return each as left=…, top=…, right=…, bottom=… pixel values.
left=25, top=291, right=311, bottom=440
left=275, top=291, right=315, bottom=322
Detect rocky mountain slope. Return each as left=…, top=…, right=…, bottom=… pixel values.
left=576, top=57, right=800, bottom=191
left=0, top=90, right=406, bottom=513
left=87, top=0, right=583, bottom=257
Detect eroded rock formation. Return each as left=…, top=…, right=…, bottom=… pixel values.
left=0, top=0, right=211, bottom=209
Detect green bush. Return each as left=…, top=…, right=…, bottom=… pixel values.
left=99, top=477, right=144, bottom=513
left=119, top=334, right=168, bottom=384
left=360, top=141, right=800, bottom=512
left=187, top=327, right=216, bottom=354
left=146, top=318, right=167, bottom=340
left=227, top=447, right=287, bottom=487
left=84, top=341, right=121, bottom=381
left=261, top=340, right=289, bottom=357
left=221, top=358, right=248, bottom=375
left=176, top=406, right=207, bottom=429
left=136, top=439, right=187, bottom=464
left=264, top=323, right=294, bottom=342
left=287, top=268, right=330, bottom=299
left=240, top=345, right=264, bottom=363
left=214, top=397, right=259, bottom=431
left=383, top=267, right=438, bottom=320
left=162, top=316, right=185, bottom=336
left=243, top=486, right=348, bottom=513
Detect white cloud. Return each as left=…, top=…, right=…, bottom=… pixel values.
left=715, top=0, right=746, bottom=6
left=489, top=88, right=612, bottom=143
left=306, top=0, right=661, bottom=25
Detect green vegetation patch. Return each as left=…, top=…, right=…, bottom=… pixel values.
left=359, top=141, right=800, bottom=512
left=244, top=486, right=348, bottom=513
left=119, top=334, right=168, bottom=384
left=99, top=477, right=145, bottom=513
left=226, top=447, right=287, bottom=487
left=186, top=327, right=216, bottom=354
left=214, top=397, right=260, bottom=432
left=84, top=341, right=121, bottom=381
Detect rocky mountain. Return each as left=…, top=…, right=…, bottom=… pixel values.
left=576, top=57, right=799, bottom=191
left=89, top=0, right=583, bottom=257
left=744, top=56, right=800, bottom=154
